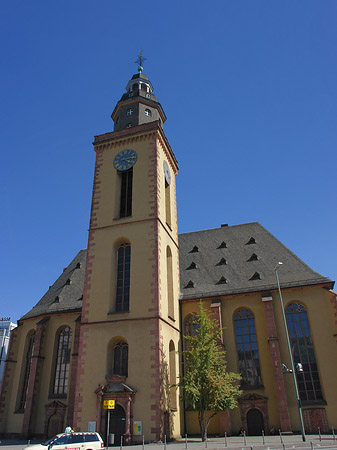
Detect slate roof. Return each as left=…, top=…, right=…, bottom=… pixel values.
left=21, top=250, right=86, bottom=320
left=179, top=222, right=333, bottom=300
left=20, top=223, right=333, bottom=320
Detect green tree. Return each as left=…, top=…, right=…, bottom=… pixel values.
left=179, top=302, right=241, bottom=441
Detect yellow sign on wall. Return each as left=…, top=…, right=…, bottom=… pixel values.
left=103, top=400, right=115, bottom=409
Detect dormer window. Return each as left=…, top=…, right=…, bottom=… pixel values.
left=184, top=281, right=194, bottom=289
left=216, top=276, right=227, bottom=285
left=216, top=258, right=227, bottom=266
left=246, top=237, right=256, bottom=245
left=126, top=123, right=132, bottom=128
left=145, top=109, right=152, bottom=117
left=249, top=272, right=261, bottom=280
left=247, top=253, right=258, bottom=262
left=126, top=108, right=133, bottom=116
left=186, top=262, right=197, bottom=270
left=190, top=246, right=199, bottom=253
left=217, top=241, right=227, bottom=249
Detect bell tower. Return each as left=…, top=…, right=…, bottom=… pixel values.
left=73, top=60, right=181, bottom=442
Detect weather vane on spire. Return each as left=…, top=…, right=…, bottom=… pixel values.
left=135, top=51, right=146, bottom=73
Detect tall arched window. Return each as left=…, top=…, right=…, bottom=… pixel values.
left=18, top=331, right=35, bottom=411
left=234, top=309, right=262, bottom=386
left=53, top=327, right=72, bottom=396
left=169, top=341, right=177, bottom=409
left=116, top=243, right=131, bottom=312
left=113, top=341, right=128, bottom=377
left=286, top=303, right=323, bottom=401
left=119, top=169, right=133, bottom=218
left=183, top=314, right=198, bottom=337
left=167, top=246, right=174, bottom=319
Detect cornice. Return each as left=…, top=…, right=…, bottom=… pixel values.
left=93, top=121, right=179, bottom=171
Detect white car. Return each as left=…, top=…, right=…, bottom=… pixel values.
left=25, top=432, right=105, bottom=450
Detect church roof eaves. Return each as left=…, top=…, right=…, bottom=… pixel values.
left=20, top=250, right=86, bottom=321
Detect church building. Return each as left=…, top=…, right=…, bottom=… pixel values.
left=1, top=64, right=337, bottom=443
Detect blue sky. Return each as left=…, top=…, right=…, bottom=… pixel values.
left=1, top=1, right=336, bottom=322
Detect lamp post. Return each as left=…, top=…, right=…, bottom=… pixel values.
left=274, top=262, right=306, bottom=442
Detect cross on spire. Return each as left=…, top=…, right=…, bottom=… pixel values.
left=135, top=51, right=146, bottom=73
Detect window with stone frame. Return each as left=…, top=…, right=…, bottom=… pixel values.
left=116, top=243, right=131, bottom=312
left=17, top=331, right=35, bottom=411
left=286, top=303, right=323, bottom=402
left=119, top=169, right=133, bottom=218
left=234, top=309, right=262, bottom=387
left=113, top=341, right=128, bottom=377
left=52, top=327, right=72, bottom=396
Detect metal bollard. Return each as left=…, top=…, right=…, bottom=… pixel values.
left=310, top=441, right=313, bottom=450
left=318, top=427, right=321, bottom=442
left=279, top=429, right=283, bottom=444
left=28, top=441, right=31, bottom=447
left=205, top=432, right=208, bottom=448
left=262, top=430, right=265, bottom=445
left=332, top=427, right=336, bottom=441
left=120, top=435, right=123, bottom=450
left=142, top=435, right=144, bottom=450
left=283, top=444, right=285, bottom=450
left=185, top=434, right=188, bottom=449
left=224, top=431, right=227, bottom=447
left=243, top=430, right=246, bottom=446
left=164, top=434, right=167, bottom=450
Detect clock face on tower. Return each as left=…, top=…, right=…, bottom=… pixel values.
left=163, top=160, right=171, bottom=185
left=113, top=149, right=138, bottom=171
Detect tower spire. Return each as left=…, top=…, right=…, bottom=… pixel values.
left=135, top=51, right=146, bottom=73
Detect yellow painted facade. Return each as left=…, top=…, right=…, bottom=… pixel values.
left=1, top=69, right=336, bottom=442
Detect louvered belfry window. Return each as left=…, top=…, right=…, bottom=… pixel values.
left=120, top=169, right=133, bottom=218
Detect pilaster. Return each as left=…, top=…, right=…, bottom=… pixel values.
left=261, top=295, right=291, bottom=432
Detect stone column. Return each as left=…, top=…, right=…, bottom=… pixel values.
left=261, top=295, right=291, bottom=432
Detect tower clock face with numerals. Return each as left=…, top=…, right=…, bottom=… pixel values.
left=113, top=149, right=138, bottom=171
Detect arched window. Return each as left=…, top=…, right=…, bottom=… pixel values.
left=119, top=168, right=133, bottom=218
left=167, top=246, right=174, bottom=319
left=116, top=243, right=131, bottom=312
left=18, top=331, right=35, bottom=411
left=234, top=309, right=262, bottom=386
left=169, top=341, right=177, bottom=409
left=183, top=314, right=198, bottom=337
left=113, top=341, right=128, bottom=377
left=286, top=303, right=323, bottom=401
left=53, top=327, right=72, bottom=396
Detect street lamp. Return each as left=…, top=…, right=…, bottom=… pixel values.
left=274, top=262, right=306, bottom=442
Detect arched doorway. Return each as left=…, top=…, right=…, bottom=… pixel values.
left=247, top=408, right=264, bottom=436
left=47, top=413, right=63, bottom=438
left=108, top=405, right=126, bottom=445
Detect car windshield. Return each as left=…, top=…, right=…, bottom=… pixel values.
left=42, top=438, right=58, bottom=446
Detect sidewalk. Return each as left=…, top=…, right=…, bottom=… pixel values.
left=1, top=435, right=337, bottom=450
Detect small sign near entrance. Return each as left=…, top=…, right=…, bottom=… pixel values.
left=103, top=400, right=115, bottom=409
left=133, top=421, right=142, bottom=436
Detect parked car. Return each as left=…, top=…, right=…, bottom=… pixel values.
left=24, top=432, right=105, bottom=450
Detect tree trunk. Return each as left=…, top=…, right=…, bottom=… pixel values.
left=198, top=411, right=207, bottom=441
